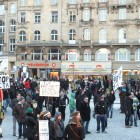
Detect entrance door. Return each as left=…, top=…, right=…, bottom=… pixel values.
left=32, top=69, right=37, bottom=77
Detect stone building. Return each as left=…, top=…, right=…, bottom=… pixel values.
left=1, top=0, right=140, bottom=80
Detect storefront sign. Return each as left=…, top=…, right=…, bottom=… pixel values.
left=39, top=120, right=49, bottom=140
left=40, top=81, right=60, bottom=97
left=0, top=75, right=10, bottom=89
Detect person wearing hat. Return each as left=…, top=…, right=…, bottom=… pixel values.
left=23, top=107, right=37, bottom=140
left=15, top=96, right=28, bottom=139
left=63, top=111, right=85, bottom=140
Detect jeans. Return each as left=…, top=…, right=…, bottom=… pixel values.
left=108, top=104, right=114, bottom=118
left=18, top=123, right=25, bottom=137
left=3, top=98, right=11, bottom=112
left=130, top=110, right=137, bottom=126
left=13, top=116, right=17, bottom=135
left=96, top=115, right=106, bottom=132
left=125, top=115, right=130, bottom=126
left=83, top=121, right=89, bottom=134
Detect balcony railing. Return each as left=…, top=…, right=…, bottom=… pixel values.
left=0, top=33, right=4, bottom=38
left=80, top=3, right=95, bottom=9
left=79, top=19, right=94, bottom=26
left=67, top=3, right=78, bottom=9
left=135, top=19, right=140, bottom=25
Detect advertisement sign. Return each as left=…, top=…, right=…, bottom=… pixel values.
left=0, top=75, right=10, bottom=89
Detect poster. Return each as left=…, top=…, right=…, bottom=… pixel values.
left=0, top=75, right=10, bottom=89
left=39, top=120, right=49, bottom=140
left=40, top=81, right=60, bottom=97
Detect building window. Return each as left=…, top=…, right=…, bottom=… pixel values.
left=119, top=0, right=126, bottom=5
left=119, top=28, right=126, bottom=43
left=69, top=0, right=77, bottom=4
left=10, top=39, right=15, bottom=52
left=65, top=49, right=79, bottom=61
left=52, top=11, right=58, bottom=23
left=34, top=30, right=40, bottom=41
left=21, top=52, right=27, bottom=60
left=20, top=12, right=26, bottom=23
left=119, top=8, right=126, bottom=20
left=35, top=13, right=41, bottom=23
left=48, top=49, right=61, bottom=61
left=19, top=30, right=26, bottom=41
left=83, top=0, right=90, bottom=3
left=83, top=28, right=90, bottom=40
left=51, top=30, right=58, bottom=41
left=34, top=0, right=41, bottom=6
left=99, top=0, right=107, bottom=2
left=31, top=49, right=43, bottom=60
left=83, top=9, right=90, bottom=21
left=139, top=29, right=140, bottom=43
left=69, top=29, right=76, bottom=40
left=10, top=19, right=16, bottom=32
left=51, top=0, right=58, bottom=5
left=0, top=40, right=4, bottom=52
left=84, top=49, right=91, bottom=61
left=21, top=0, right=26, bottom=6
left=10, top=4, right=17, bottom=14
left=115, top=48, right=130, bottom=61
left=99, top=9, right=107, bottom=21
left=0, top=5, right=4, bottom=15
left=0, top=21, right=5, bottom=33
left=99, top=29, right=107, bottom=44
left=69, top=11, right=76, bottom=22
left=135, top=49, right=140, bottom=61
left=95, top=48, right=110, bottom=61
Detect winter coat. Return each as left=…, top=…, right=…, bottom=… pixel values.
left=11, top=98, right=19, bottom=116
left=80, top=101, right=90, bottom=121
left=59, top=93, right=69, bottom=106
left=15, top=102, right=28, bottom=123
left=76, top=94, right=85, bottom=111
left=107, top=93, right=115, bottom=105
left=124, top=96, right=133, bottom=116
left=54, top=120, right=64, bottom=138
left=69, top=92, right=76, bottom=111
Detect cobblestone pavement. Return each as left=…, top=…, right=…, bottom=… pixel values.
left=1, top=92, right=140, bottom=140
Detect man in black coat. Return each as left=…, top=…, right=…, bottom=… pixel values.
left=80, top=96, right=91, bottom=134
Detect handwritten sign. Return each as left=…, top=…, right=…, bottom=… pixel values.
left=40, top=81, right=60, bottom=97
left=39, top=120, right=49, bottom=140
left=0, top=75, right=10, bottom=89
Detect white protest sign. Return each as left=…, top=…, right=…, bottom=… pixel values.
left=40, top=81, right=60, bottom=97
left=39, top=120, right=49, bottom=140
left=0, top=75, right=10, bottom=89
left=113, top=66, right=122, bottom=91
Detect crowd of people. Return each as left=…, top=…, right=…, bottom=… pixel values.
left=0, top=76, right=140, bottom=140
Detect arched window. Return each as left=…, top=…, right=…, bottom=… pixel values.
left=135, top=49, right=140, bottom=61
left=99, top=29, right=107, bottom=43
left=95, top=48, right=110, bottom=61
left=115, top=48, right=130, bottom=61
left=10, top=19, right=16, bottom=32
left=0, top=20, right=5, bottom=33
left=31, top=49, right=43, bottom=60
left=48, top=49, right=61, bottom=61
left=19, top=30, right=26, bottom=41
left=83, top=29, right=90, bottom=40
left=65, top=49, right=79, bottom=61
left=10, top=3, right=17, bottom=14
left=84, top=49, right=91, bottom=61
left=51, top=30, right=58, bottom=41
left=119, top=28, right=126, bottom=43
left=34, top=30, right=40, bottom=41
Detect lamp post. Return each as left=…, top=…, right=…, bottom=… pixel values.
left=45, top=60, right=48, bottom=80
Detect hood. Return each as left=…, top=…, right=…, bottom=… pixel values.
left=71, top=92, right=75, bottom=99
left=54, top=111, right=61, bottom=120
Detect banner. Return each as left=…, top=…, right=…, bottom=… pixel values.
left=39, top=120, right=49, bottom=140
left=0, top=75, right=10, bottom=89
left=40, top=81, right=60, bottom=97
left=113, top=66, right=122, bottom=91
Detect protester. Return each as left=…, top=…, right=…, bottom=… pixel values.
left=63, top=111, right=85, bottom=140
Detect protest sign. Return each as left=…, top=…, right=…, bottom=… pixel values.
left=40, top=81, right=60, bottom=97
left=0, top=75, right=10, bottom=89
left=113, top=66, right=122, bottom=91
left=39, top=120, right=49, bottom=140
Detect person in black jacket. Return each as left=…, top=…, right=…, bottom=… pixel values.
left=80, top=97, right=91, bottom=134
left=94, top=96, right=108, bottom=133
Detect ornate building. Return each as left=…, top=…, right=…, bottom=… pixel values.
left=1, top=0, right=140, bottom=80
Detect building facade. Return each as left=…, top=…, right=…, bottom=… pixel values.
left=1, top=0, right=140, bottom=80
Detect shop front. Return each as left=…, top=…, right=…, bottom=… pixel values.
left=16, top=61, right=61, bottom=80
left=61, top=62, right=112, bottom=80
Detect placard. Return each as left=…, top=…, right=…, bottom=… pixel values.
left=40, top=81, right=60, bottom=97
left=0, top=75, right=10, bottom=89
left=39, top=120, right=49, bottom=140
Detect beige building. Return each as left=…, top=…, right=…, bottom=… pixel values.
left=1, top=0, right=140, bottom=80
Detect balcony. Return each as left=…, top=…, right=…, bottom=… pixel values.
left=79, top=19, right=94, bottom=26
left=80, top=40, right=91, bottom=46
left=0, top=33, right=4, bottom=38
left=114, top=19, right=129, bottom=26
left=32, top=5, right=42, bottom=11
left=98, top=1, right=108, bottom=8
left=80, top=3, right=95, bottom=9
left=17, top=23, right=27, bottom=29
left=67, top=3, right=78, bottom=9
